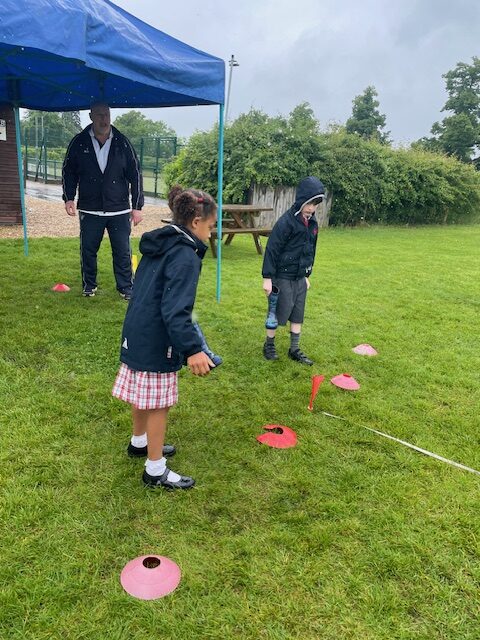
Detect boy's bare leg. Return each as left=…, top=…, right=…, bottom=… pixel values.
left=290, top=322, right=301, bottom=334
left=266, top=329, right=276, bottom=338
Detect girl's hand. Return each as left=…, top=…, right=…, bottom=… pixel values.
left=187, top=351, right=213, bottom=376
left=263, top=278, right=273, bottom=296
left=305, top=277, right=310, bottom=290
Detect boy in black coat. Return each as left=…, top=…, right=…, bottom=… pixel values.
left=261, top=176, right=325, bottom=364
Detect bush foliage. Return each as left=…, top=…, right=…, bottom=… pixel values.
left=164, top=104, right=480, bottom=225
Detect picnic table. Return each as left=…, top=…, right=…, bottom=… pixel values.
left=162, top=204, right=274, bottom=257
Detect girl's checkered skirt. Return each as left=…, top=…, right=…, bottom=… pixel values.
left=112, top=363, right=178, bottom=409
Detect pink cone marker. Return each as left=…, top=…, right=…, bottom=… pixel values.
left=52, top=283, right=70, bottom=292
left=330, top=373, right=360, bottom=391
left=352, top=344, right=377, bottom=356
left=308, top=375, right=325, bottom=411
left=256, top=425, right=297, bottom=448
left=120, top=555, right=181, bottom=600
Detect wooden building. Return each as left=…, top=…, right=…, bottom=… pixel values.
left=0, top=105, right=22, bottom=225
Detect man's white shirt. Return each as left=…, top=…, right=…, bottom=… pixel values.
left=79, top=128, right=130, bottom=216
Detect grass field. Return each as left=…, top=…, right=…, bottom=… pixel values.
left=1, top=225, right=480, bottom=639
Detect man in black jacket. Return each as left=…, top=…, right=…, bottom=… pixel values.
left=62, top=102, right=143, bottom=299
left=262, top=176, right=325, bottom=364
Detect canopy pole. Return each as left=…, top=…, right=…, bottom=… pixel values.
left=216, top=103, right=225, bottom=302
left=14, top=106, right=28, bottom=256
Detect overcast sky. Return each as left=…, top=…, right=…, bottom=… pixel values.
left=96, top=0, right=480, bottom=145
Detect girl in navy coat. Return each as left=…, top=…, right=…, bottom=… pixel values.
left=112, top=185, right=217, bottom=489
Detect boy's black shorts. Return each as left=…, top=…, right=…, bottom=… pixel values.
left=273, top=277, right=308, bottom=325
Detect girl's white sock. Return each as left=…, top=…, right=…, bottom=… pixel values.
left=131, top=433, right=147, bottom=448
left=145, top=457, right=181, bottom=482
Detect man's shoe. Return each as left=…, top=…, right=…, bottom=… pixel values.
left=83, top=286, right=97, bottom=297
left=288, top=348, right=314, bottom=366
left=119, top=288, right=133, bottom=301
left=127, top=443, right=176, bottom=458
left=263, top=341, right=279, bottom=360
left=142, top=469, right=195, bottom=490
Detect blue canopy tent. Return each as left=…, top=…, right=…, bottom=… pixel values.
left=0, top=0, right=226, bottom=298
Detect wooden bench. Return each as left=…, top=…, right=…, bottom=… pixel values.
left=161, top=218, right=272, bottom=257
left=209, top=227, right=271, bottom=257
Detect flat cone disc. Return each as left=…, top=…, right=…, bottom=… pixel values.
left=352, top=344, right=377, bottom=356
left=120, top=555, right=181, bottom=600
left=330, top=373, right=360, bottom=391
left=257, top=425, right=297, bottom=448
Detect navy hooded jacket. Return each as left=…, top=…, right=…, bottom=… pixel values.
left=262, top=176, right=325, bottom=280
left=119, top=225, right=206, bottom=372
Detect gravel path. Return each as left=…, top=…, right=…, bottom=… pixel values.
left=0, top=195, right=170, bottom=239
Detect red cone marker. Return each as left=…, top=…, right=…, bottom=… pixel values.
left=52, top=283, right=70, bottom=292
left=308, top=375, right=325, bottom=411
left=256, top=425, right=297, bottom=448
left=330, top=373, right=360, bottom=391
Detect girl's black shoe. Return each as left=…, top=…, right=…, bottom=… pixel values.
left=142, top=469, right=195, bottom=490
left=127, top=443, right=176, bottom=458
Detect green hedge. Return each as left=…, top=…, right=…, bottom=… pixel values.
left=314, top=132, right=480, bottom=225
left=163, top=109, right=480, bottom=225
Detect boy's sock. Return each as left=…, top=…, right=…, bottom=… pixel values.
left=131, top=433, right=147, bottom=448
left=266, top=336, right=275, bottom=345
left=290, top=332, right=301, bottom=352
left=145, top=457, right=181, bottom=482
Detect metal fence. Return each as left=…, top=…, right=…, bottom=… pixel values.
left=23, top=132, right=182, bottom=198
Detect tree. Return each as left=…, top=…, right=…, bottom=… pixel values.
left=431, top=114, right=478, bottom=162
left=21, top=110, right=67, bottom=147
left=112, top=110, right=175, bottom=140
left=165, top=104, right=480, bottom=226
left=21, top=109, right=81, bottom=147
left=164, top=104, right=324, bottom=202
left=425, top=57, right=480, bottom=162
left=61, top=111, right=82, bottom=139
left=345, top=86, right=390, bottom=144
left=288, top=102, right=319, bottom=136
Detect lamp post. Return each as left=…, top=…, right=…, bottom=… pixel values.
left=225, top=54, right=239, bottom=123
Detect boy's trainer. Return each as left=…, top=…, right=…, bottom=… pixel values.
left=288, top=348, right=313, bottom=365
left=263, top=340, right=279, bottom=360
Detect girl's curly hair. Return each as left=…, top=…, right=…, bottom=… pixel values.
left=168, top=185, right=217, bottom=226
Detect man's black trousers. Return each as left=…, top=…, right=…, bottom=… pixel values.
left=79, top=212, right=132, bottom=293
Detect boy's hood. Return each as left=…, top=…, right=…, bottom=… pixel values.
left=291, top=176, right=325, bottom=215
left=139, top=224, right=207, bottom=258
